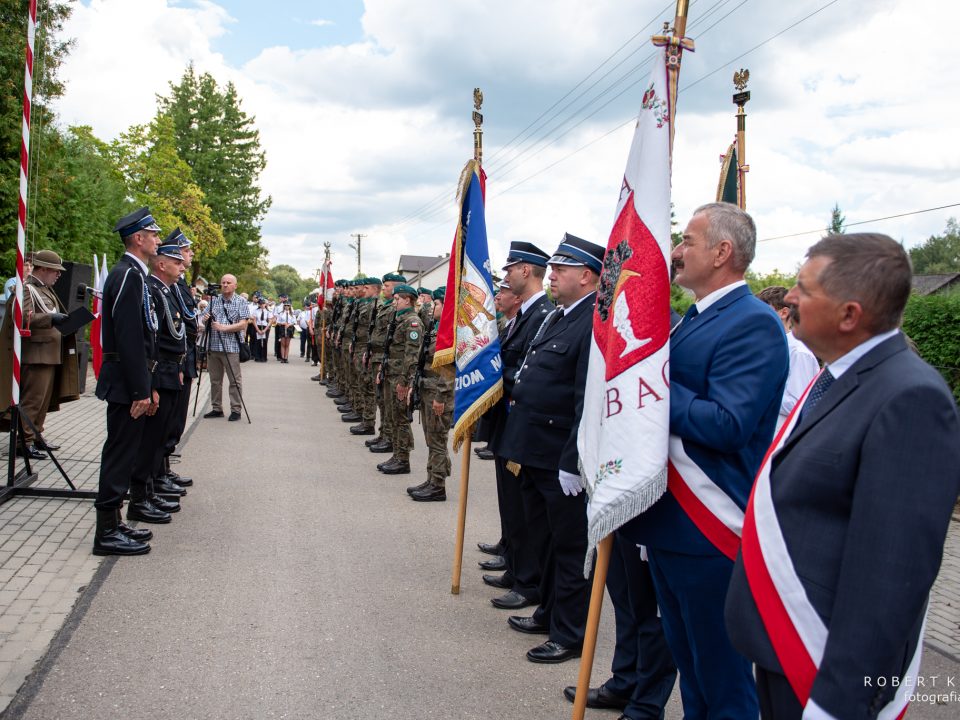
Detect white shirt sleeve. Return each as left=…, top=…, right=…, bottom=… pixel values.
left=781, top=333, right=821, bottom=416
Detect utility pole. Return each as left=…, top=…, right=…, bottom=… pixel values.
left=348, top=233, right=365, bottom=276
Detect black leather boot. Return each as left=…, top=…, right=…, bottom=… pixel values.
left=164, top=456, right=193, bottom=487
left=341, top=411, right=362, bottom=422
left=381, top=459, right=411, bottom=475
left=93, top=508, right=150, bottom=556
left=154, top=475, right=187, bottom=498
left=410, top=484, right=446, bottom=501
left=127, top=490, right=172, bottom=524
left=377, top=456, right=400, bottom=471
left=115, top=509, right=153, bottom=543
left=364, top=435, right=383, bottom=447
left=406, top=480, right=431, bottom=496
left=336, top=403, right=354, bottom=413
left=369, top=440, right=393, bottom=454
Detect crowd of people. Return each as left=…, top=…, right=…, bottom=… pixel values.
left=6, top=199, right=959, bottom=720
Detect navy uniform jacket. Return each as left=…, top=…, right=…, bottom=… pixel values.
left=623, top=284, right=788, bottom=556
left=95, top=254, right=156, bottom=404
left=726, top=333, right=960, bottom=718
left=147, top=276, right=186, bottom=392
left=171, top=276, right=198, bottom=379
left=486, top=293, right=554, bottom=455
left=499, top=292, right=595, bottom=475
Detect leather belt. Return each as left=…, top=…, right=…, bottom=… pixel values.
left=157, top=353, right=186, bottom=363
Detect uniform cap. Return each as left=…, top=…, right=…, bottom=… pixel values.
left=156, top=243, right=184, bottom=261
left=393, top=284, right=418, bottom=300
left=503, top=241, right=550, bottom=269
left=364, top=277, right=382, bottom=286
left=31, top=250, right=65, bottom=271
left=417, top=287, right=432, bottom=296
left=115, top=207, right=161, bottom=237
left=432, top=287, right=445, bottom=301
left=165, top=226, right=192, bottom=248
left=548, top=233, right=605, bottom=274
left=381, top=272, right=406, bottom=283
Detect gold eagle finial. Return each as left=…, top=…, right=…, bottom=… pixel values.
left=733, top=68, right=750, bottom=92
left=473, top=88, right=483, bottom=111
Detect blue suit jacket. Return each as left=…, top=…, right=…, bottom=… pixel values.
left=726, top=333, right=960, bottom=718
left=622, top=284, right=788, bottom=556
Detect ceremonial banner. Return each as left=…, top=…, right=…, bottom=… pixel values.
left=433, top=159, right=502, bottom=450
left=578, top=49, right=673, bottom=570
left=319, top=259, right=334, bottom=308
left=90, top=255, right=107, bottom=379
left=716, top=138, right=740, bottom=205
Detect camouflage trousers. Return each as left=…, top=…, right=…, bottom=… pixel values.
left=420, top=388, right=453, bottom=488
left=384, top=373, right=414, bottom=462
left=374, top=362, right=389, bottom=440
left=353, top=356, right=376, bottom=428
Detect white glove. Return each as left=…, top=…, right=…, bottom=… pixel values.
left=558, top=470, right=583, bottom=496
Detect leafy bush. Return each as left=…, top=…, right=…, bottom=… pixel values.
left=902, top=290, right=960, bottom=403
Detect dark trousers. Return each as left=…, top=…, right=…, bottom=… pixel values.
left=756, top=667, right=802, bottom=720
left=254, top=337, right=268, bottom=362
left=605, top=531, right=677, bottom=719
left=519, top=464, right=592, bottom=648
left=647, top=549, right=758, bottom=720
left=95, top=402, right=147, bottom=510
left=164, top=374, right=193, bottom=458
left=300, top=331, right=308, bottom=356
left=131, top=388, right=180, bottom=497
left=496, top=455, right=541, bottom=601
left=274, top=332, right=281, bottom=358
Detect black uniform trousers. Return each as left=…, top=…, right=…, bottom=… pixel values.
left=755, top=668, right=802, bottom=720
left=131, top=387, right=180, bottom=498
left=95, top=402, right=148, bottom=510
left=165, top=374, right=192, bottom=458
left=606, top=530, right=677, bottom=719
left=496, top=455, right=541, bottom=602
left=520, top=463, right=592, bottom=649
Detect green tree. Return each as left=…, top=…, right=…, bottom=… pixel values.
left=0, top=0, right=73, bottom=274
left=268, top=264, right=313, bottom=302
left=745, top=268, right=798, bottom=294
left=111, top=114, right=226, bottom=276
left=159, top=65, right=271, bottom=280
left=825, top=203, right=846, bottom=236
left=909, top=219, right=960, bottom=274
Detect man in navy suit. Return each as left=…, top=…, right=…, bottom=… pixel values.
left=726, top=233, right=960, bottom=719
left=499, top=233, right=605, bottom=664
left=621, top=203, right=788, bottom=718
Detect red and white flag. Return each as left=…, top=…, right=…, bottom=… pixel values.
left=319, top=259, right=334, bottom=309
left=578, top=49, right=673, bottom=569
left=90, top=254, right=107, bottom=378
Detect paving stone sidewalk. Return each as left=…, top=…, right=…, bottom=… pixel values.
left=0, top=372, right=209, bottom=712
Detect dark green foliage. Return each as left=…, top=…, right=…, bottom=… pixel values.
left=826, top=203, right=846, bottom=235
left=902, top=290, right=960, bottom=403
left=909, top=219, right=960, bottom=274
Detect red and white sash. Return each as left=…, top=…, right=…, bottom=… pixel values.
left=667, top=436, right=744, bottom=560
left=741, top=373, right=923, bottom=716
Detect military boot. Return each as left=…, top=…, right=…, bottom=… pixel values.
left=116, top=508, right=153, bottom=543
left=127, top=485, right=172, bottom=524
left=341, top=411, right=362, bottom=422
left=406, top=480, right=431, bottom=496
left=410, top=484, right=446, bottom=502
left=93, top=509, right=150, bottom=556
left=369, top=440, right=393, bottom=454
left=364, top=435, right=383, bottom=447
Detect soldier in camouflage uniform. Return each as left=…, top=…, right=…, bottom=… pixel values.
left=344, top=277, right=380, bottom=434
left=313, top=281, right=338, bottom=384
left=417, top=287, right=434, bottom=327
left=367, top=273, right=403, bottom=453
left=340, top=280, right=366, bottom=424
left=323, top=281, right=345, bottom=394
left=333, top=281, right=357, bottom=413
left=376, top=284, right=423, bottom=475
left=407, top=287, right=454, bottom=502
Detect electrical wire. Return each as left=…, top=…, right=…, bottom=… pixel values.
left=759, top=203, right=960, bottom=243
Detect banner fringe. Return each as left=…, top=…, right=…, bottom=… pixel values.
left=582, top=466, right=668, bottom=577
left=452, top=379, right=502, bottom=451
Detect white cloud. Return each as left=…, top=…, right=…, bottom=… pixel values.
left=53, top=0, right=960, bottom=280
left=310, top=18, right=334, bottom=28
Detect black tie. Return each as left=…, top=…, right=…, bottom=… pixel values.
left=683, top=304, right=699, bottom=322
left=506, top=308, right=523, bottom=341
left=798, top=369, right=834, bottom=424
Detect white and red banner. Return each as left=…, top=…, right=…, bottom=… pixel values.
left=319, top=259, right=334, bottom=308
left=579, top=49, right=673, bottom=570
left=90, top=254, right=107, bottom=378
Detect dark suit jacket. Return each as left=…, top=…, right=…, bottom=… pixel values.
left=726, top=333, right=960, bottom=718
left=623, top=284, right=788, bottom=555
left=95, top=254, right=155, bottom=404
left=499, top=292, right=595, bottom=474
left=486, top=293, right=555, bottom=455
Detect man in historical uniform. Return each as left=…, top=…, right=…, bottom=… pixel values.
left=15, top=250, right=77, bottom=459
left=406, top=286, right=454, bottom=501
left=499, top=234, right=605, bottom=664
left=367, top=273, right=403, bottom=454
left=92, top=207, right=162, bottom=556
left=377, top=284, right=423, bottom=475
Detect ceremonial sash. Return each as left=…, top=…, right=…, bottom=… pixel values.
left=741, top=373, right=923, bottom=716
left=667, top=436, right=744, bottom=561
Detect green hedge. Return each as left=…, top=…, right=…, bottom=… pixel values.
left=902, top=291, right=960, bottom=403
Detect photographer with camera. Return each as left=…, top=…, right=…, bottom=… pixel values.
left=198, top=274, right=250, bottom=422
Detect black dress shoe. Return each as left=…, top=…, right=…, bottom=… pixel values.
left=16, top=445, right=47, bottom=460
left=473, top=445, right=491, bottom=456
left=93, top=529, right=150, bottom=556
left=127, top=500, right=172, bottom=524
left=117, top=521, right=153, bottom=543
left=479, top=556, right=507, bottom=571
left=228, top=411, right=242, bottom=421
left=350, top=424, right=375, bottom=435
left=482, top=573, right=512, bottom=589
left=369, top=441, right=393, bottom=454
left=410, top=485, right=446, bottom=502
left=341, top=411, right=362, bottom=422
left=506, top=613, right=549, bottom=632
left=476, top=448, right=495, bottom=460
left=494, top=592, right=538, bottom=611
left=406, top=480, right=430, bottom=495
left=477, top=541, right=504, bottom=556
left=562, top=684, right=630, bottom=710
left=365, top=436, right=383, bottom=447
left=154, top=476, right=187, bottom=497
left=149, top=494, right=181, bottom=513
left=381, top=460, right=410, bottom=475
left=204, top=409, right=224, bottom=418
left=35, top=440, right=60, bottom=451
left=527, top=640, right=581, bottom=664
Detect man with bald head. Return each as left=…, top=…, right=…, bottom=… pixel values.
left=199, top=273, right=251, bottom=421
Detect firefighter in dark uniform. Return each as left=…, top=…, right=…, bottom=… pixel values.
left=161, top=227, right=197, bottom=489
left=128, top=242, right=189, bottom=525
left=92, top=207, right=162, bottom=556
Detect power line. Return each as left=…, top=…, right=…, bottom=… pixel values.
left=759, top=203, right=960, bottom=243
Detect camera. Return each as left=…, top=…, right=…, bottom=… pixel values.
left=206, top=283, right=222, bottom=297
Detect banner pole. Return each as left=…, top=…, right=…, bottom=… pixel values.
left=450, top=436, right=472, bottom=594
left=733, top=70, right=751, bottom=211
left=571, top=535, right=613, bottom=720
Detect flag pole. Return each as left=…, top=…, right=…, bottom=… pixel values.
left=450, top=87, right=484, bottom=595
left=733, top=69, right=750, bottom=210
left=571, top=3, right=691, bottom=717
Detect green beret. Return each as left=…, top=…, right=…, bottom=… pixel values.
left=382, top=272, right=406, bottom=283
left=393, top=284, right=418, bottom=299
left=417, top=287, right=432, bottom=295
left=432, top=287, right=445, bottom=301
left=364, top=276, right=382, bottom=286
